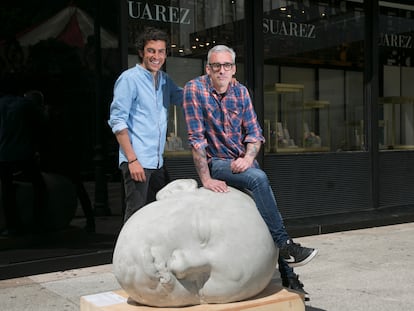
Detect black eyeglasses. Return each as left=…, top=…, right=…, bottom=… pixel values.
left=208, top=63, right=234, bottom=71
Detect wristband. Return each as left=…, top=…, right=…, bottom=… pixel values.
left=128, top=158, right=137, bottom=164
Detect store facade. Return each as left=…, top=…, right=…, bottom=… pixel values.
left=121, top=0, right=414, bottom=219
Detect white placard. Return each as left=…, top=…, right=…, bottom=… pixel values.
left=83, top=291, right=127, bottom=307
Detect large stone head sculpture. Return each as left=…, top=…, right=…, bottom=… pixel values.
left=113, top=179, right=277, bottom=307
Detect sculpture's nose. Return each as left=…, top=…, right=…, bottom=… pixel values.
left=168, top=249, right=211, bottom=281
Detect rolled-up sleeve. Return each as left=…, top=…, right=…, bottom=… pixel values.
left=240, top=86, right=265, bottom=144
left=108, top=74, right=136, bottom=134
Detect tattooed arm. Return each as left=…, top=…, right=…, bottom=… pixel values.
left=191, top=147, right=228, bottom=193
left=230, top=141, right=262, bottom=174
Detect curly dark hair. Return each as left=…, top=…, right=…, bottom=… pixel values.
left=136, top=27, right=169, bottom=62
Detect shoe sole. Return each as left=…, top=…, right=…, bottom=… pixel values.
left=287, top=248, right=318, bottom=268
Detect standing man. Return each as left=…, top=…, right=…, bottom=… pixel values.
left=108, top=27, right=182, bottom=223
left=182, top=45, right=318, bottom=300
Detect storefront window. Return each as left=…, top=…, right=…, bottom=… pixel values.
left=127, top=0, right=245, bottom=156
left=263, top=0, right=365, bottom=153
left=379, top=2, right=414, bottom=150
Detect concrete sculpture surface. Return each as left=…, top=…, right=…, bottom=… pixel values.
left=112, top=179, right=278, bottom=307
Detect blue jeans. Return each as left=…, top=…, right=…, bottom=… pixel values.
left=209, top=158, right=290, bottom=247
left=209, top=158, right=295, bottom=278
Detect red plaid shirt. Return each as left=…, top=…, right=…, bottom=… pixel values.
left=183, top=75, right=264, bottom=161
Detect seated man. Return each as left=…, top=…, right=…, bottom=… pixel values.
left=113, top=179, right=278, bottom=307
left=182, top=44, right=318, bottom=299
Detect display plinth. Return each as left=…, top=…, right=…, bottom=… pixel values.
left=80, top=281, right=305, bottom=311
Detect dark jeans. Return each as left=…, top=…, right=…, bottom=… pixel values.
left=0, top=159, right=46, bottom=231
left=120, top=163, right=169, bottom=223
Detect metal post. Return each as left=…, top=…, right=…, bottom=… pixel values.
left=245, top=0, right=264, bottom=167
left=364, top=0, right=380, bottom=210
left=93, top=0, right=110, bottom=216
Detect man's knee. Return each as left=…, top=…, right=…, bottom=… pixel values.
left=248, top=168, right=269, bottom=185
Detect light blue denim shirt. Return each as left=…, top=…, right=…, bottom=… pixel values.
left=108, top=64, right=183, bottom=169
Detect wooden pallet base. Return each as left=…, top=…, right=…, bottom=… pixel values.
left=80, top=281, right=305, bottom=311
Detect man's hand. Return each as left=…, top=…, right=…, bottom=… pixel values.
left=203, top=178, right=229, bottom=193
left=129, top=161, right=146, bottom=182
left=231, top=157, right=252, bottom=173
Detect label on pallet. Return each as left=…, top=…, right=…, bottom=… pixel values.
left=82, top=291, right=127, bottom=307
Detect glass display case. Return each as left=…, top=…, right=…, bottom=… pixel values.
left=164, top=106, right=191, bottom=156
left=264, top=83, right=304, bottom=153
left=379, top=96, right=414, bottom=150
left=344, top=120, right=365, bottom=151
left=264, top=83, right=330, bottom=153
left=303, top=100, right=330, bottom=151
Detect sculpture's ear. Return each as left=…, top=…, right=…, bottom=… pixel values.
left=156, top=179, right=198, bottom=201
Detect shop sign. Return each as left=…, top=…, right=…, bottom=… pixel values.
left=380, top=33, right=413, bottom=49
left=263, top=18, right=316, bottom=39
left=128, top=1, right=191, bottom=24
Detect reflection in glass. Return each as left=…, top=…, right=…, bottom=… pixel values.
left=263, top=0, right=365, bottom=153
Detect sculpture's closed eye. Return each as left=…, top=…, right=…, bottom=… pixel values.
left=194, top=206, right=211, bottom=248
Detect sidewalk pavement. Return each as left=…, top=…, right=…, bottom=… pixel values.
left=0, top=222, right=413, bottom=311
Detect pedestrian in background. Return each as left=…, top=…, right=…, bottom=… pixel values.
left=0, top=83, right=46, bottom=237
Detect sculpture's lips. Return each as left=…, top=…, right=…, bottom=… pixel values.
left=141, top=245, right=175, bottom=290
